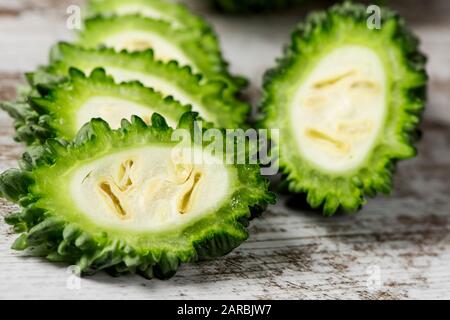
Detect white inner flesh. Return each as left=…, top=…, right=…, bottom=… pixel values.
left=291, top=45, right=386, bottom=173
left=115, top=5, right=165, bottom=20
left=114, top=5, right=182, bottom=28
left=76, top=96, right=177, bottom=130
left=103, top=31, right=192, bottom=68
left=102, top=67, right=214, bottom=122
left=70, top=146, right=230, bottom=232
left=106, top=67, right=192, bottom=106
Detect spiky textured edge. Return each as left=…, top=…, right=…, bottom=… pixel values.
left=0, top=112, right=276, bottom=279
left=84, top=0, right=249, bottom=85
left=86, top=0, right=210, bottom=30
left=2, top=43, right=250, bottom=145
left=27, top=68, right=192, bottom=142
left=258, top=2, right=427, bottom=215
left=47, top=43, right=249, bottom=127
left=0, top=67, right=57, bottom=143
left=0, top=100, right=48, bottom=145
left=0, top=68, right=191, bottom=145
left=79, top=14, right=247, bottom=90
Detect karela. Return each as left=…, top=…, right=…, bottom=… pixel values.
left=78, top=14, right=246, bottom=90
left=86, top=0, right=208, bottom=30
left=0, top=113, right=275, bottom=279
left=258, top=2, right=427, bottom=215
left=2, top=42, right=249, bottom=144
left=12, top=68, right=194, bottom=143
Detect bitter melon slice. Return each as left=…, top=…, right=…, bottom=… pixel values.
left=2, top=42, right=249, bottom=144
left=0, top=113, right=275, bottom=279
left=259, top=2, right=427, bottom=215
left=86, top=0, right=207, bottom=30
left=78, top=14, right=245, bottom=90
left=46, top=43, right=248, bottom=126
left=26, top=68, right=193, bottom=142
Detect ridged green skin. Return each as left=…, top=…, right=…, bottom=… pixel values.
left=259, top=2, right=427, bottom=215
left=44, top=43, right=249, bottom=125
left=79, top=14, right=246, bottom=90
left=209, top=0, right=303, bottom=13
left=1, top=42, right=249, bottom=144
left=18, top=68, right=193, bottom=143
left=0, top=113, right=275, bottom=279
left=86, top=0, right=208, bottom=30
left=0, top=101, right=44, bottom=145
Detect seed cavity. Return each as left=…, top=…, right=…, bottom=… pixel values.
left=350, top=80, right=379, bottom=91
left=338, top=120, right=373, bottom=136
left=171, top=149, right=194, bottom=184
left=174, top=163, right=193, bottom=185
left=177, top=171, right=202, bottom=214
left=71, top=147, right=230, bottom=230
left=304, top=95, right=327, bottom=108
left=302, top=70, right=380, bottom=156
left=305, top=128, right=350, bottom=153
left=122, top=39, right=153, bottom=51
left=82, top=171, right=92, bottom=184
left=99, top=182, right=129, bottom=219
left=117, top=159, right=134, bottom=191
left=313, top=70, right=356, bottom=89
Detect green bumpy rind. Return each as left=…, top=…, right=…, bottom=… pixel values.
left=2, top=42, right=250, bottom=145
left=45, top=43, right=249, bottom=127
left=86, top=0, right=210, bottom=30
left=28, top=68, right=192, bottom=142
left=259, top=2, right=427, bottom=215
left=0, top=100, right=49, bottom=145
left=78, top=14, right=247, bottom=90
left=1, top=68, right=191, bottom=145
left=0, top=112, right=276, bottom=279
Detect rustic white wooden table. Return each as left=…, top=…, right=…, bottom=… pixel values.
left=0, top=0, right=449, bottom=300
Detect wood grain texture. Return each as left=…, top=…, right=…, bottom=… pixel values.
left=0, top=0, right=449, bottom=300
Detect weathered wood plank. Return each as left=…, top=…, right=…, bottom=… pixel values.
left=0, top=109, right=448, bottom=299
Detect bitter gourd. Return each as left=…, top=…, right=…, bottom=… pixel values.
left=78, top=14, right=246, bottom=90
left=0, top=112, right=275, bottom=279
left=21, top=68, right=195, bottom=143
left=259, top=2, right=427, bottom=215
left=2, top=42, right=249, bottom=144
left=86, top=0, right=207, bottom=30
left=45, top=43, right=249, bottom=124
